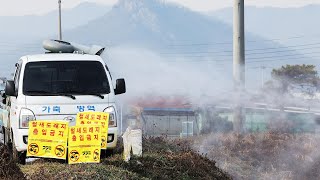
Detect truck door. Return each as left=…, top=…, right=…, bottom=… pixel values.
left=8, top=62, right=22, bottom=128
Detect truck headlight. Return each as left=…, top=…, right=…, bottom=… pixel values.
left=19, top=108, right=36, bottom=128
left=103, top=106, right=117, bottom=127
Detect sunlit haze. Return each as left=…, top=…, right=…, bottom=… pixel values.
left=1, top=0, right=320, bottom=16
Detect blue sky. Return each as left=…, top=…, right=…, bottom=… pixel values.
left=1, top=0, right=320, bottom=16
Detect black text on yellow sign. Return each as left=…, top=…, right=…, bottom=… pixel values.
left=27, top=121, right=69, bottom=159
left=68, top=125, right=102, bottom=164
left=76, top=112, right=109, bottom=149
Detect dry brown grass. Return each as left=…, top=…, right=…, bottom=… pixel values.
left=0, top=137, right=231, bottom=180
left=193, top=132, right=320, bottom=180
left=0, top=144, right=25, bottom=179
left=107, top=136, right=231, bottom=180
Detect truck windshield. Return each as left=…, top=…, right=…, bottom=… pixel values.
left=23, top=61, right=110, bottom=96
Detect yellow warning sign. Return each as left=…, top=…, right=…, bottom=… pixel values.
left=68, top=125, right=101, bottom=164
left=27, top=121, right=68, bottom=159
left=76, top=112, right=109, bottom=149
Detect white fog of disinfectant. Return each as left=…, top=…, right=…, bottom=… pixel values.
left=102, top=46, right=320, bottom=179
left=102, top=46, right=233, bottom=104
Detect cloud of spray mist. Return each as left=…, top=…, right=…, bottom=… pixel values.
left=102, top=46, right=233, bottom=103
left=102, top=47, right=320, bottom=179
left=193, top=74, right=320, bottom=179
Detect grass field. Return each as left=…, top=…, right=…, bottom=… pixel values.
left=0, top=137, right=230, bottom=180
left=194, top=133, right=320, bottom=180
left=2, top=133, right=319, bottom=180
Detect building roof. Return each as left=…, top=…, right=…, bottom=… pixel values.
left=143, top=107, right=195, bottom=116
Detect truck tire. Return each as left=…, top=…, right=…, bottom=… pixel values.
left=106, top=149, right=114, bottom=156
left=100, top=149, right=114, bottom=159
left=11, top=135, right=26, bottom=165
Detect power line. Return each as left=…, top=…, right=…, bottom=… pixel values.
left=247, top=54, right=320, bottom=63
left=162, top=42, right=320, bottom=56
left=164, top=35, right=320, bottom=47
left=247, top=51, right=320, bottom=61
left=246, top=46, right=320, bottom=56
left=162, top=49, right=320, bottom=59
left=246, top=42, right=320, bottom=52
left=166, top=53, right=320, bottom=64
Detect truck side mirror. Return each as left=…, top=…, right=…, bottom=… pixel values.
left=5, top=80, right=16, bottom=97
left=115, top=79, right=126, bottom=95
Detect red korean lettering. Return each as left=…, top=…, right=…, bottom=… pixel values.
left=33, top=128, right=38, bottom=135
left=80, top=121, right=85, bottom=125
left=76, top=127, right=81, bottom=133
left=50, top=130, right=55, bottom=136
left=79, top=113, right=84, bottom=120
left=53, top=123, right=59, bottom=129
left=94, top=134, right=99, bottom=140
left=97, top=115, right=101, bottom=120
left=42, top=129, right=47, bottom=136
left=95, top=127, right=100, bottom=133
left=32, top=122, right=37, bottom=128
left=85, top=114, right=90, bottom=120
left=89, top=127, right=93, bottom=133
left=86, top=134, right=91, bottom=141
left=61, top=124, right=66, bottom=129
left=70, top=128, right=75, bottom=134
left=59, top=131, right=64, bottom=137
left=46, top=123, right=52, bottom=128
left=80, top=135, right=84, bottom=141
left=82, top=127, right=87, bottom=133
left=39, top=122, right=45, bottom=128
left=90, top=114, right=95, bottom=120
left=72, top=135, right=76, bottom=141
left=103, top=115, right=108, bottom=121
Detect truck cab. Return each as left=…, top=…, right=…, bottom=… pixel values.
left=2, top=52, right=126, bottom=164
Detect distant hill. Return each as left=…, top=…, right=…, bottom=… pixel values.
left=66, top=0, right=225, bottom=47
left=0, top=2, right=111, bottom=41
left=0, top=2, right=110, bottom=77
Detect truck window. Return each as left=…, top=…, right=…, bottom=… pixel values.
left=23, top=61, right=110, bottom=96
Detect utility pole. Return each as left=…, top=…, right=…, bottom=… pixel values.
left=233, top=0, right=245, bottom=133
left=58, top=0, right=62, bottom=40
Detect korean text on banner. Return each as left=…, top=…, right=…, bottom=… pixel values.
left=27, top=121, right=68, bottom=159
left=76, top=112, right=109, bottom=149
left=68, top=125, right=101, bottom=164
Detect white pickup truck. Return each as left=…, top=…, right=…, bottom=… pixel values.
left=1, top=40, right=126, bottom=164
